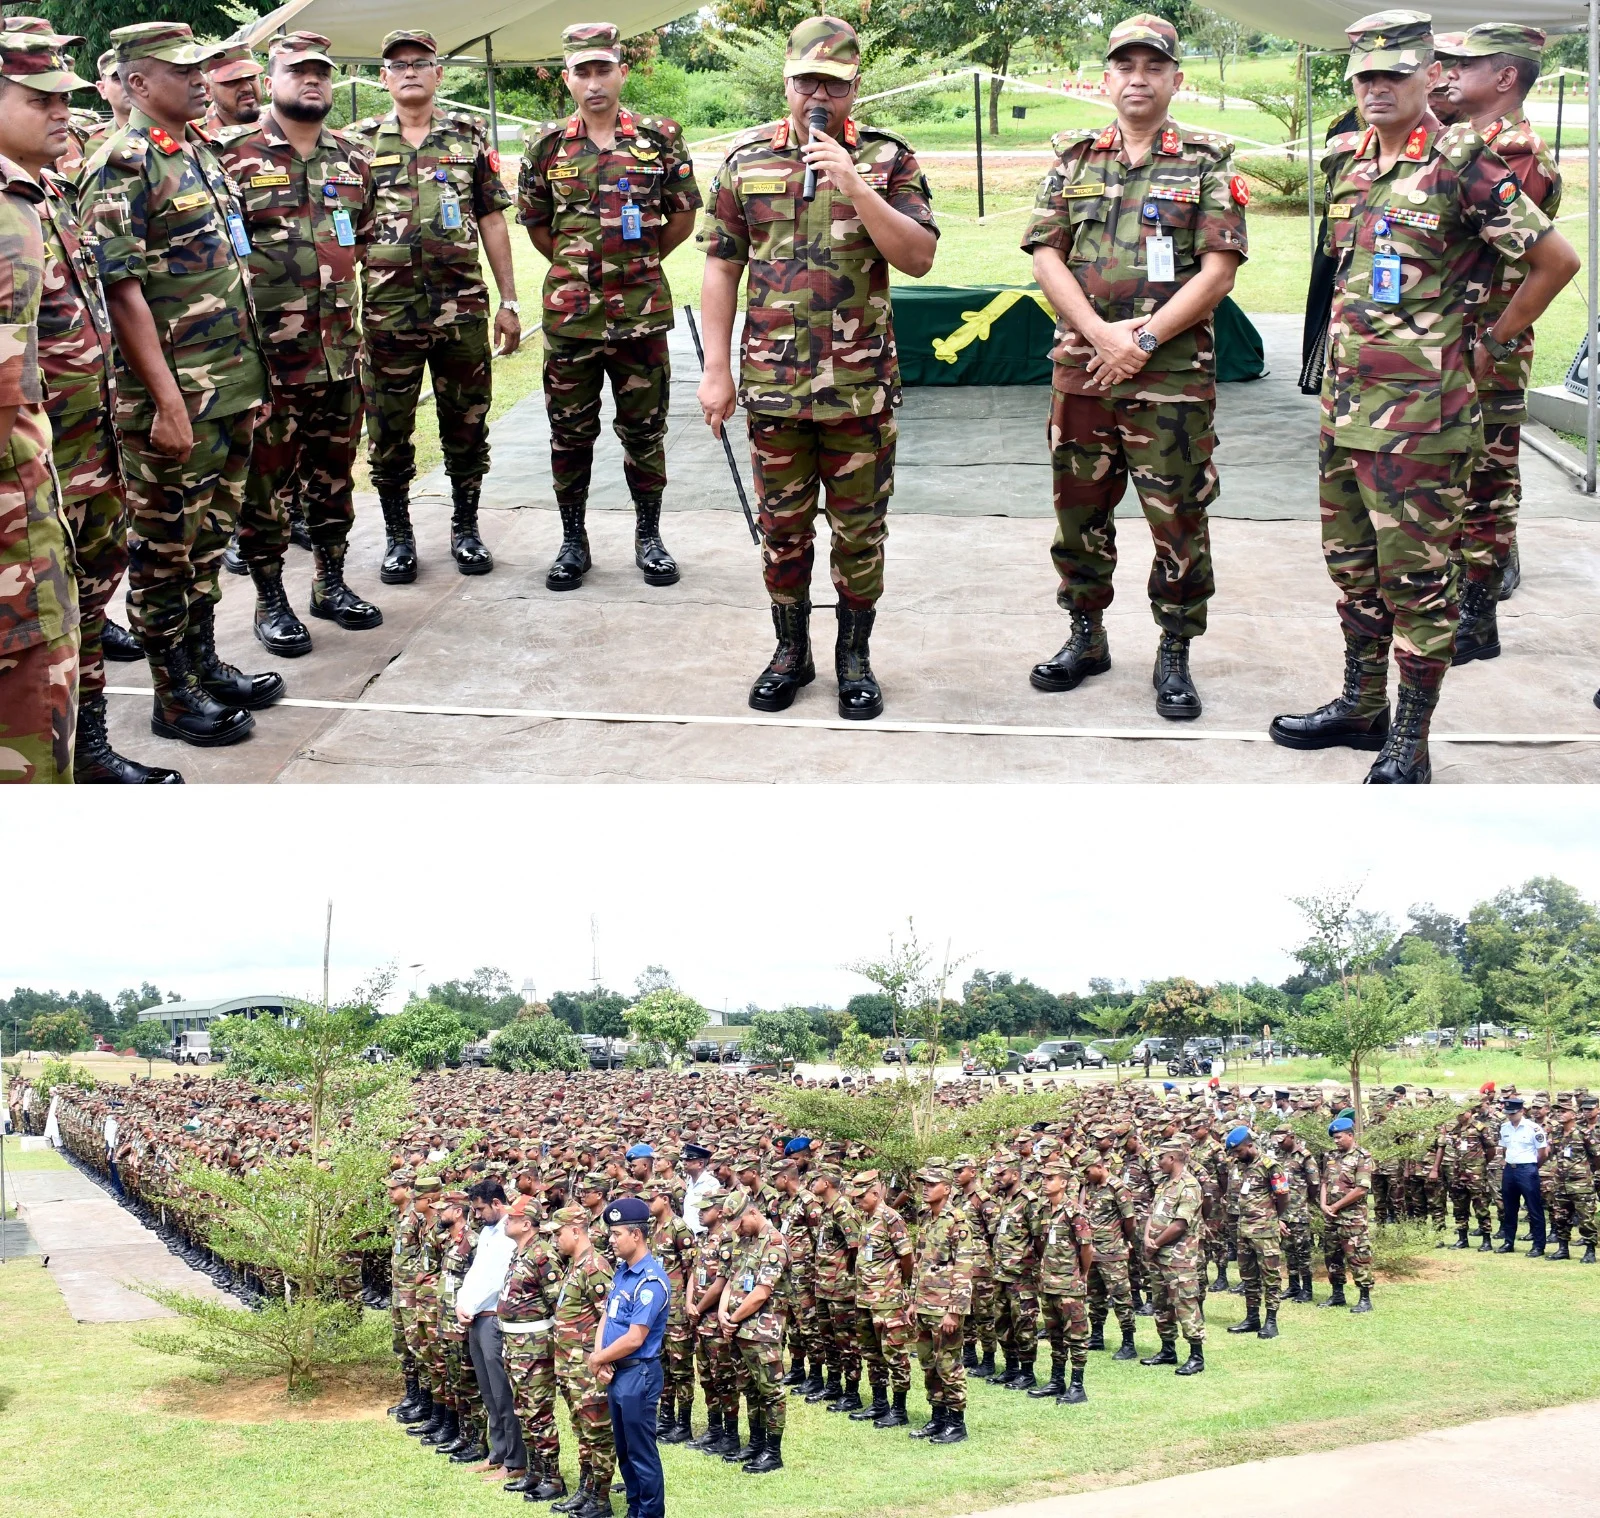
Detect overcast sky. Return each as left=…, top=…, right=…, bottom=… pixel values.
left=10, top=786, right=1600, bottom=1013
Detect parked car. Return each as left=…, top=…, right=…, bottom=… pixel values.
left=962, top=1048, right=1027, bottom=1076
left=882, top=1039, right=927, bottom=1064
left=1129, top=1037, right=1175, bottom=1064
left=170, top=1030, right=211, bottom=1066
left=580, top=1035, right=629, bottom=1069
left=1021, top=1040, right=1105, bottom=1072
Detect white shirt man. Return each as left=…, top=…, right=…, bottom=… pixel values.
left=682, top=1148, right=718, bottom=1234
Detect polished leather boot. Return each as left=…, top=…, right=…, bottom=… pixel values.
left=1227, top=1308, right=1261, bottom=1334
left=874, top=1388, right=909, bottom=1428
left=1086, top=1319, right=1106, bottom=1352
left=1140, top=1340, right=1178, bottom=1366
left=310, top=541, right=383, bottom=630
left=1028, top=1360, right=1065, bottom=1398
left=1174, top=1343, right=1205, bottom=1376
left=102, top=618, right=143, bottom=662
left=148, top=640, right=255, bottom=747
left=222, top=531, right=248, bottom=576
left=1112, top=1326, right=1138, bottom=1361
left=189, top=598, right=284, bottom=709
left=829, top=1380, right=864, bottom=1413
left=1318, top=1284, right=1347, bottom=1308
left=807, top=1371, right=839, bottom=1405
left=250, top=559, right=313, bottom=659
left=1497, top=539, right=1520, bottom=600
left=742, top=1429, right=782, bottom=1473
left=379, top=484, right=418, bottom=584
left=1452, top=577, right=1500, bottom=664
left=633, top=497, right=679, bottom=585
left=1450, top=1227, right=1470, bottom=1250
left=287, top=501, right=314, bottom=552
left=1547, top=1240, right=1571, bottom=1261
left=1351, top=1287, right=1373, bottom=1313
left=749, top=601, right=814, bottom=711
left=450, top=478, right=493, bottom=575
left=781, top=1359, right=806, bottom=1388
left=391, top=1373, right=421, bottom=1418
left=1258, top=1311, right=1279, bottom=1340
left=927, top=1409, right=967, bottom=1444
left=1153, top=632, right=1201, bottom=719
left=723, top=1417, right=761, bottom=1461
left=547, top=501, right=592, bottom=590
left=908, top=1404, right=946, bottom=1440
left=1008, top=1360, right=1038, bottom=1392
left=835, top=603, right=883, bottom=720
left=548, top=1476, right=588, bottom=1511
left=74, top=691, right=184, bottom=784
left=1057, top=1366, right=1087, bottom=1405
left=528, top=1468, right=568, bottom=1502
left=686, top=1411, right=722, bottom=1451
left=1364, top=684, right=1434, bottom=784
left=850, top=1383, right=889, bottom=1420
left=1030, top=607, right=1109, bottom=692
left=1270, top=633, right=1391, bottom=750
left=400, top=1389, right=434, bottom=1426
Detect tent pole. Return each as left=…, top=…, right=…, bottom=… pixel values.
left=974, top=70, right=985, bottom=225
left=1305, top=47, right=1316, bottom=259
left=484, top=32, right=500, bottom=156
left=1589, top=0, right=1597, bottom=493
left=1556, top=73, right=1564, bottom=164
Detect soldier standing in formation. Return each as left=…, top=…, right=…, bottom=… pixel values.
left=953, top=1153, right=1000, bottom=1379
left=1275, top=1122, right=1321, bottom=1300
left=698, top=14, right=938, bottom=721
left=499, top=1193, right=567, bottom=1498
left=849, top=1170, right=913, bottom=1426
left=1030, top=1158, right=1093, bottom=1406
left=200, top=44, right=261, bottom=136
left=809, top=1165, right=861, bottom=1406
left=717, top=1187, right=789, bottom=1472
left=1320, top=1114, right=1376, bottom=1311
left=353, top=29, right=520, bottom=586
left=551, top=1203, right=617, bottom=1518
left=1023, top=14, right=1247, bottom=720
left=517, top=22, right=701, bottom=593
left=218, top=32, right=384, bottom=658
left=684, top=1185, right=739, bottom=1455
left=1222, top=1125, right=1287, bottom=1339
left=906, top=1161, right=976, bottom=1442
left=644, top=1182, right=698, bottom=1442
left=78, top=49, right=130, bottom=172
left=1141, top=1137, right=1205, bottom=1374
left=1081, top=1140, right=1140, bottom=1358
left=1269, top=10, right=1577, bottom=783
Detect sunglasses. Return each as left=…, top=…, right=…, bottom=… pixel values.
left=790, top=75, right=854, bottom=99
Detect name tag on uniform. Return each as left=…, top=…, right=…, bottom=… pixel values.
left=171, top=191, right=210, bottom=212
left=371, top=154, right=402, bottom=167
left=1240, top=1180, right=1251, bottom=1193
left=1047, top=1227, right=1057, bottom=1245
left=249, top=172, right=290, bottom=188
left=862, top=1245, right=873, bottom=1262
left=1326, top=203, right=1354, bottom=220
left=1371, top=251, right=1402, bottom=304
left=741, top=179, right=789, bottom=195
left=333, top=209, right=355, bottom=246
left=1057, top=182, right=1106, bottom=199
left=742, top=1272, right=754, bottom=1292
left=226, top=212, right=251, bottom=255
left=1146, top=234, right=1175, bottom=282
left=547, top=166, right=581, bottom=180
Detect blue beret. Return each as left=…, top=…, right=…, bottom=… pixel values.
left=1162, top=1082, right=1175, bottom=1091
left=784, top=1136, right=812, bottom=1154
left=1328, top=1116, right=1355, bottom=1135
left=625, top=1143, right=654, bottom=1160
left=1224, top=1125, right=1251, bottom=1149
left=602, top=1196, right=652, bottom=1227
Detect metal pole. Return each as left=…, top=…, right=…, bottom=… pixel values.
left=1306, top=46, right=1317, bottom=260
left=974, top=70, right=985, bottom=225
left=1557, top=73, right=1565, bottom=163
left=484, top=32, right=500, bottom=155
left=1588, top=0, right=1597, bottom=493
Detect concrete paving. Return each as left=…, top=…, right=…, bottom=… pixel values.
left=959, top=1398, right=1600, bottom=1518
left=98, top=314, right=1600, bottom=783
left=8, top=1168, right=234, bottom=1322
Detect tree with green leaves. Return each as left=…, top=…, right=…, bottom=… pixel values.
left=1465, top=878, right=1600, bottom=1024
left=490, top=1012, right=587, bottom=1074
left=1492, top=934, right=1585, bottom=1095
left=379, top=999, right=469, bottom=1071
left=626, top=988, right=708, bottom=1069
left=127, top=1019, right=170, bottom=1077
left=1389, top=938, right=1481, bottom=1042
left=421, top=967, right=523, bottom=1036
left=835, top=1019, right=881, bottom=1078
left=1080, top=1002, right=1139, bottom=1082
left=742, top=1009, right=820, bottom=1068
left=971, top=1029, right=1011, bottom=1077
left=1133, top=977, right=1216, bottom=1040
left=27, top=1009, right=87, bottom=1054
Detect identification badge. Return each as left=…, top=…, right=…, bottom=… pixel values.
left=1371, top=251, right=1402, bottom=304
left=440, top=194, right=463, bottom=230
left=619, top=178, right=641, bottom=240
left=862, top=1245, right=873, bottom=1262
left=608, top=1298, right=619, bottom=1318
left=225, top=212, right=251, bottom=256
left=1146, top=234, right=1175, bottom=282
left=1048, top=1227, right=1057, bottom=1245
left=742, top=1272, right=754, bottom=1292
left=333, top=209, right=355, bottom=246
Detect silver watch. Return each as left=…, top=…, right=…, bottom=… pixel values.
left=499, top=300, right=521, bottom=316
left=1136, top=327, right=1160, bottom=355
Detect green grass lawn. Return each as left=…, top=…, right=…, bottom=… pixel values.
left=1265, top=1045, right=1600, bottom=1094
left=1, top=1134, right=69, bottom=1172
left=4, top=1242, right=1600, bottom=1518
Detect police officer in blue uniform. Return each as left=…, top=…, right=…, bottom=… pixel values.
left=588, top=1195, right=672, bottom=1518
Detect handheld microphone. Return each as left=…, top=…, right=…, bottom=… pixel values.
left=801, top=104, right=829, bottom=201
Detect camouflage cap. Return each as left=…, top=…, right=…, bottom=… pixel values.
left=545, top=1204, right=592, bottom=1232
left=505, top=1194, right=538, bottom=1219
left=579, top=1170, right=608, bottom=1193
left=846, top=1168, right=881, bottom=1194
left=2, top=17, right=66, bottom=36
left=1105, top=13, right=1181, bottom=64
left=440, top=1188, right=469, bottom=1206
left=914, top=1162, right=950, bottom=1184
left=111, top=21, right=219, bottom=68
left=721, top=1186, right=751, bottom=1221
left=1158, top=1138, right=1190, bottom=1156
left=562, top=22, right=623, bottom=69
left=414, top=1174, right=442, bottom=1193
left=1344, top=10, right=1433, bottom=81
left=381, top=30, right=438, bottom=60
left=1459, top=24, right=1544, bottom=64
left=267, top=31, right=334, bottom=69
left=203, top=42, right=262, bottom=82
left=951, top=1153, right=979, bottom=1171
left=0, top=32, right=92, bottom=92
left=784, top=15, right=859, bottom=81
left=96, top=47, right=116, bottom=76
left=1431, top=31, right=1470, bottom=59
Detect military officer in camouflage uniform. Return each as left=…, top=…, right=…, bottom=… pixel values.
left=1547, top=1098, right=1596, bottom=1262
left=907, top=1161, right=977, bottom=1443
left=698, top=14, right=938, bottom=721
left=218, top=32, right=385, bottom=657
left=1081, top=1143, right=1139, bottom=1357
left=773, top=1153, right=825, bottom=1394
left=645, top=1182, right=698, bottom=1441
left=1320, top=1115, right=1376, bottom=1311
left=953, top=1153, right=1000, bottom=1377
left=1023, top=14, right=1247, bottom=721
left=1222, top=1126, right=1288, bottom=1338
left=1031, top=1158, right=1093, bottom=1408
left=808, top=1165, right=862, bottom=1406
left=200, top=44, right=261, bottom=136
left=986, top=1151, right=1042, bottom=1389
left=353, top=29, right=520, bottom=584
left=83, top=21, right=282, bottom=749
left=849, top=1169, right=913, bottom=1426
left=499, top=1194, right=567, bottom=1499
left=1140, top=1138, right=1205, bottom=1374
left=684, top=1186, right=740, bottom=1456
left=1268, top=10, right=1576, bottom=783
left=717, top=1186, right=789, bottom=1473
left=1273, top=1122, right=1320, bottom=1301
left=1442, top=24, right=1560, bottom=661
left=518, top=22, right=702, bottom=593
left=77, top=49, right=128, bottom=175
left=387, top=1176, right=425, bottom=1421
left=551, top=1203, right=618, bottom=1514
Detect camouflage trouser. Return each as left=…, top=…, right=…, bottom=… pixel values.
left=1284, top=1213, right=1314, bottom=1279
left=1552, top=1183, right=1597, bottom=1246
left=118, top=407, right=255, bottom=647
left=362, top=317, right=491, bottom=489
left=747, top=409, right=895, bottom=610
left=391, top=1295, right=415, bottom=1373
left=1328, top=1217, right=1374, bottom=1290
left=1203, top=1209, right=1227, bottom=1268
left=504, top=1341, right=559, bottom=1468
left=556, top=1363, right=615, bottom=1488
left=695, top=1326, right=738, bottom=1420
left=1452, top=1171, right=1492, bottom=1235
left=1236, top=1231, right=1282, bottom=1314
left=56, top=407, right=126, bottom=698
left=544, top=331, right=669, bottom=508
left=1087, top=1255, right=1134, bottom=1334
left=912, top=1312, right=967, bottom=1411
left=238, top=378, right=361, bottom=565
left=442, top=1328, right=478, bottom=1419
left=1039, top=1289, right=1089, bottom=1371
left=1149, top=1250, right=1205, bottom=1344
left=1318, top=436, right=1472, bottom=671
left=1458, top=410, right=1521, bottom=585
left=1405, top=1171, right=1429, bottom=1221
left=968, top=1275, right=998, bottom=1356
left=856, top=1302, right=913, bottom=1393
left=663, top=1316, right=694, bottom=1402
left=0, top=630, right=79, bottom=784
left=733, top=1334, right=786, bottom=1433
left=784, top=1287, right=824, bottom=1370
left=1375, top=1170, right=1404, bottom=1225
left=993, top=1281, right=1039, bottom=1363
left=820, top=1295, right=861, bottom=1381
left=410, top=1288, right=440, bottom=1392
left=1047, top=388, right=1217, bottom=640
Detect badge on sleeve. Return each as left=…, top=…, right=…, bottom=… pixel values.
left=1229, top=174, right=1250, bottom=207
left=1492, top=177, right=1519, bottom=208
left=487, top=148, right=501, bottom=174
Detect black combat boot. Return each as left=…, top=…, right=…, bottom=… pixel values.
left=1451, top=577, right=1499, bottom=664
left=549, top=1476, right=588, bottom=1512
left=449, top=1432, right=488, bottom=1463
left=707, top=1418, right=741, bottom=1457
left=1030, top=607, right=1111, bottom=692
left=530, top=1464, right=568, bottom=1502
left=310, top=541, right=383, bottom=630
left=801, top=1365, right=827, bottom=1399
left=1227, top=1303, right=1261, bottom=1334
left=633, top=496, right=679, bottom=586
left=378, top=484, right=418, bottom=584
left=449, top=478, right=493, bottom=574
left=654, top=1395, right=673, bottom=1438
left=222, top=531, right=248, bottom=576
left=1497, top=541, right=1520, bottom=599
left=975, top=1349, right=997, bottom=1380
left=1174, top=1342, right=1205, bottom=1376
left=782, top=1358, right=807, bottom=1387
left=1479, top=1230, right=1494, bottom=1252
left=1364, top=681, right=1436, bottom=784
left=249, top=559, right=313, bottom=658
left=830, top=1379, right=864, bottom=1413
left=671, top=1400, right=695, bottom=1443
left=1112, top=1325, right=1138, bottom=1361
left=742, top=1429, right=782, bottom=1474
left=1140, top=1340, right=1178, bottom=1366
left=1296, top=1276, right=1315, bottom=1305
left=1583, top=1244, right=1596, bottom=1264
left=909, top=1403, right=946, bottom=1439
left=102, top=618, right=143, bottom=661
left=74, top=691, right=184, bottom=783
left=390, top=1372, right=420, bottom=1419
left=808, top=1370, right=839, bottom=1405
left=1527, top=1244, right=1546, bottom=1258
left=927, top=1408, right=967, bottom=1444
left=188, top=597, right=285, bottom=709
left=1213, top=1261, right=1230, bottom=1291
left=724, top=1416, right=761, bottom=1461
left=750, top=601, right=815, bottom=711
left=148, top=640, right=256, bottom=747
left=547, top=501, right=592, bottom=590
left=835, top=602, right=883, bottom=720
left=577, top=1486, right=613, bottom=1518
left=1270, top=632, right=1391, bottom=750
left=1351, top=1287, right=1373, bottom=1313
left=874, top=1388, right=909, bottom=1428
left=990, top=1353, right=1017, bottom=1386
left=1057, top=1366, right=1087, bottom=1405
left=686, top=1410, right=722, bottom=1451
left=1318, top=1283, right=1348, bottom=1308
left=1548, top=1240, right=1571, bottom=1261
left=287, top=501, right=314, bottom=552
left=1009, top=1357, right=1038, bottom=1392
left=1258, top=1311, right=1279, bottom=1340
left=415, top=1403, right=451, bottom=1443
left=961, top=1341, right=978, bottom=1371
left=1153, top=631, right=1201, bottom=719
left=1086, top=1318, right=1106, bottom=1352
left=1028, top=1359, right=1065, bottom=1398
left=851, top=1382, right=889, bottom=1421
left=400, top=1388, right=433, bottom=1427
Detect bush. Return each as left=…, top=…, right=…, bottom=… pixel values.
left=1371, top=1218, right=1436, bottom=1279
left=491, top=1014, right=586, bottom=1074
left=378, top=999, right=469, bottom=1071
left=34, top=1057, right=96, bottom=1106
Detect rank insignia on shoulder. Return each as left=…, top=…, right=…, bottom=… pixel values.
left=1493, top=177, right=1520, bottom=207
left=767, top=1251, right=781, bottom=1262
left=1326, top=203, right=1354, bottom=220
left=1229, top=174, right=1250, bottom=207
left=1159, top=127, right=1180, bottom=156
left=1094, top=124, right=1118, bottom=151
left=149, top=127, right=180, bottom=154
left=1404, top=125, right=1428, bottom=160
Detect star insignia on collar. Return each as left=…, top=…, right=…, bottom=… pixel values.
left=1373, top=34, right=1387, bottom=47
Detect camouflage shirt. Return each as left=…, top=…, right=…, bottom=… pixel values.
left=648, top=1211, right=698, bottom=1322
left=217, top=113, right=376, bottom=387
left=552, top=1248, right=613, bottom=1375
left=1037, top=1194, right=1092, bottom=1295
left=1227, top=1151, right=1288, bottom=1240
left=1148, top=1168, right=1204, bottom=1269
left=498, top=1236, right=563, bottom=1345
left=1320, top=114, right=1554, bottom=457
left=79, top=107, right=266, bottom=426
left=37, top=168, right=114, bottom=426
left=1324, top=1145, right=1375, bottom=1220
left=990, top=1187, right=1042, bottom=1282
left=1278, top=1146, right=1321, bottom=1219
left=349, top=107, right=512, bottom=335
left=813, top=1190, right=861, bottom=1301
left=1120, top=1147, right=1155, bottom=1210
left=724, top=1225, right=788, bottom=1344
left=517, top=107, right=701, bottom=342
left=391, top=1205, right=422, bottom=1291
left=956, top=1185, right=1000, bottom=1278
left=910, top=1203, right=976, bottom=1315
left=777, top=1187, right=823, bottom=1287
left=0, top=155, right=73, bottom=657
left=854, top=1202, right=912, bottom=1307
left=690, top=1222, right=733, bottom=1333
left=696, top=114, right=937, bottom=422
left=1080, top=1175, right=1136, bottom=1261
left=1022, top=118, right=1249, bottom=401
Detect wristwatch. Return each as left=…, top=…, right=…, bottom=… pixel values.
left=499, top=300, right=521, bottom=317
left=1136, top=326, right=1160, bottom=355
left=1481, top=330, right=1517, bottom=363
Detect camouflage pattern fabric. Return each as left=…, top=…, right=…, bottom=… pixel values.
left=1038, top=1195, right=1092, bottom=1369
left=362, top=319, right=491, bottom=488
left=911, top=1204, right=976, bottom=1317
left=544, top=332, right=669, bottom=508
left=725, top=1227, right=789, bottom=1431
left=696, top=114, right=937, bottom=422
left=691, top=1227, right=739, bottom=1422
left=1324, top=1144, right=1375, bottom=1290
left=553, top=1248, right=615, bottom=1488
left=517, top=108, right=701, bottom=342
left=857, top=1303, right=912, bottom=1393
left=501, top=1233, right=563, bottom=1472
left=1147, top=1168, right=1205, bottom=1343
left=649, top=1210, right=699, bottom=1402
left=777, top=1187, right=823, bottom=1371
left=237, top=378, right=360, bottom=563
left=912, top=1313, right=966, bottom=1410
left=1040, top=1289, right=1090, bottom=1371
left=748, top=412, right=894, bottom=609
left=1550, top=1128, right=1595, bottom=1247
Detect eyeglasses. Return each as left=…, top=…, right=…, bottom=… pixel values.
left=385, top=58, right=439, bottom=75
left=790, top=75, right=854, bottom=99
